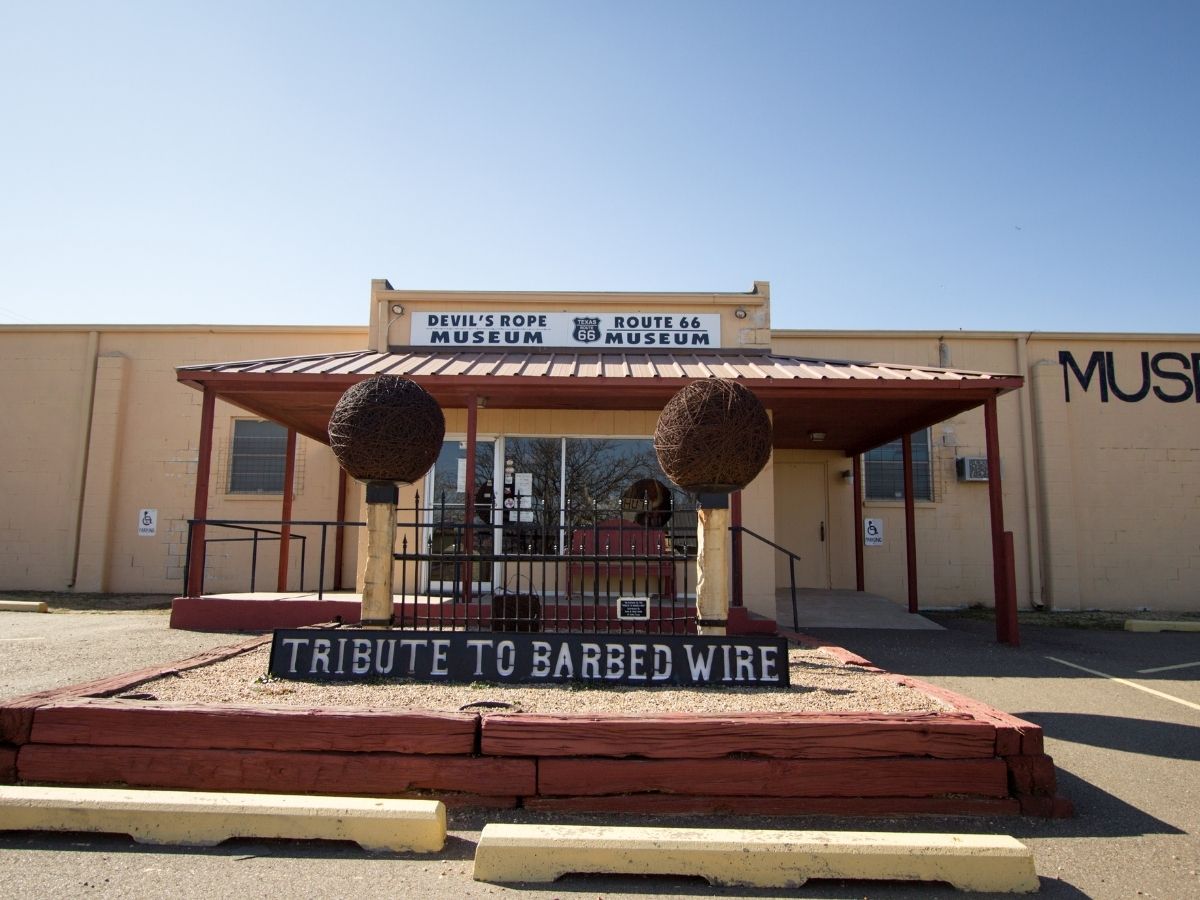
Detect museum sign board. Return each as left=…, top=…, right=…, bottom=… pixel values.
left=408, top=312, right=722, bottom=349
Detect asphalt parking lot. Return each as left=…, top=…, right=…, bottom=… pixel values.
left=0, top=609, right=1197, bottom=899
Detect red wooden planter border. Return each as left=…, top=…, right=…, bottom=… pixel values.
left=481, top=711, right=996, bottom=759
left=783, top=631, right=1046, bottom=756
left=18, top=744, right=535, bottom=797
left=0, top=634, right=271, bottom=744
left=30, top=700, right=478, bottom=755
left=0, top=631, right=1072, bottom=817
left=525, top=794, right=1024, bottom=816
left=536, top=756, right=1011, bottom=799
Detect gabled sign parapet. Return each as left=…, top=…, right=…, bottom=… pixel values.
left=368, top=281, right=772, bottom=354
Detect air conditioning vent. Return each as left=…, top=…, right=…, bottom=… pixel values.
left=956, top=456, right=989, bottom=482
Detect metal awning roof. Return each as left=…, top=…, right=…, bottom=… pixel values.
left=177, top=348, right=1023, bottom=453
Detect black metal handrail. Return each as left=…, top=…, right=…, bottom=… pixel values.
left=183, top=519, right=364, bottom=599
left=733, top=525, right=802, bottom=632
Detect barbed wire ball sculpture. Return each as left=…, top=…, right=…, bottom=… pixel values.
left=328, top=375, right=445, bottom=484
left=654, top=378, right=772, bottom=494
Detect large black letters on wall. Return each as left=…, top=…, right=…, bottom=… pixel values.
left=1059, top=350, right=1199, bottom=404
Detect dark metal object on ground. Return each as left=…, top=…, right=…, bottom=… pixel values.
left=491, top=593, right=542, bottom=633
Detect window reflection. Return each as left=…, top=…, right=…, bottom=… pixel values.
left=495, top=436, right=698, bottom=554
left=864, top=429, right=933, bottom=501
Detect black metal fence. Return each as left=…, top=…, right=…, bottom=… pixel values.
left=389, top=497, right=699, bottom=634
left=184, top=497, right=702, bottom=634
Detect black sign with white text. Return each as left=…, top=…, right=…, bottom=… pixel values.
left=616, top=597, right=651, bottom=620
left=269, top=630, right=790, bottom=687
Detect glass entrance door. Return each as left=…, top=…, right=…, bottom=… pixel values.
left=426, top=439, right=496, bottom=594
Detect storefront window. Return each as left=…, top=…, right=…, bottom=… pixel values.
left=502, top=437, right=562, bottom=553
left=490, top=436, right=697, bottom=552
left=565, top=439, right=654, bottom=513
left=864, top=429, right=933, bottom=501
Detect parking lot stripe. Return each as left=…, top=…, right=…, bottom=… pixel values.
left=1046, top=657, right=1200, bottom=712
left=1137, top=661, right=1200, bottom=674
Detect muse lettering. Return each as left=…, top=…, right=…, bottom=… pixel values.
left=1059, top=350, right=1200, bottom=404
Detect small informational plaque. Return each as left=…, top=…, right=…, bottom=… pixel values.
left=617, top=597, right=651, bottom=620
left=137, top=509, right=157, bottom=537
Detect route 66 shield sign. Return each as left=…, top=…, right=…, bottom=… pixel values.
left=572, top=317, right=601, bottom=343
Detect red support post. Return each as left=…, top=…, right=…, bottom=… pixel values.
left=186, top=387, right=216, bottom=598
left=984, top=394, right=1019, bottom=645
left=333, top=467, right=347, bottom=591
left=852, top=454, right=865, bottom=592
left=1003, top=531, right=1021, bottom=647
left=902, top=431, right=918, bottom=613
left=276, top=427, right=297, bottom=592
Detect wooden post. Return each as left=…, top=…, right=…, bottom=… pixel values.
left=902, top=432, right=918, bottom=613
left=852, top=454, right=865, bottom=592
left=186, top=387, right=215, bottom=598
left=276, top=427, right=297, bottom=592
left=361, top=481, right=398, bottom=629
left=696, top=501, right=730, bottom=635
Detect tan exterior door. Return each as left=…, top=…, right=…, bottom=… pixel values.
left=773, top=461, right=831, bottom=589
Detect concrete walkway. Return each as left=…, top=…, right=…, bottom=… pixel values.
left=775, top=588, right=944, bottom=631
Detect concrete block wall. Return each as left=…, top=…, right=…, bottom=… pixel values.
left=0, top=326, right=366, bottom=594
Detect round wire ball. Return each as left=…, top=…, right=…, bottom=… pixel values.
left=328, top=375, right=446, bottom=483
left=654, top=378, right=772, bottom=493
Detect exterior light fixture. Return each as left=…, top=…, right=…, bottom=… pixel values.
left=734, top=306, right=748, bottom=319
left=809, top=431, right=826, bottom=442
left=390, top=304, right=405, bottom=316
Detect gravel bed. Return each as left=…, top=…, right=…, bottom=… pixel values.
left=139, top=644, right=952, bottom=716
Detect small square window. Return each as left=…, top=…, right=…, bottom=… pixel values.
left=228, top=420, right=287, bottom=493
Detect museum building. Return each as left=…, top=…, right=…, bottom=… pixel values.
left=1, top=280, right=1197, bottom=624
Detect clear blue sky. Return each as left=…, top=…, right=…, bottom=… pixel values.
left=1, top=1, right=1196, bottom=332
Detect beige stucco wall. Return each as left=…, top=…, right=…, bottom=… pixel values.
left=0, top=325, right=366, bottom=594
left=3, top=309, right=1197, bottom=616
left=772, top=330, right=1200, bottom=612
left=1026, top=336, right=1200, bottom=610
